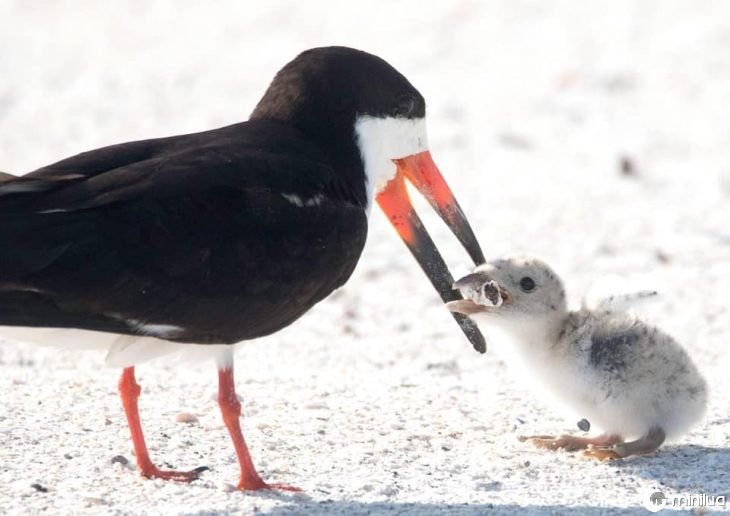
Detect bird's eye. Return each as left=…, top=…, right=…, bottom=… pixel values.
left=393, top=95, right=417, bottom=117
left=519, top=277, right=536, bottom=292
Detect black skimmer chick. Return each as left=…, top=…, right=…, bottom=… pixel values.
left=0, top=46, right=486, bottom=490
left=447, top=255, right=707, bottom=460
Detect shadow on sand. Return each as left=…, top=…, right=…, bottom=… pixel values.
left=262, top=501, right=643, bottom=515
left=183, top=444, right=729, bottom=515
left=603, top=443, right=730, bottom=495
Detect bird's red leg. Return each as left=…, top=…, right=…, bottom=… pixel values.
left=118, top=367, right=206, bottom=482
left=217, top=366, right=300, bottom=491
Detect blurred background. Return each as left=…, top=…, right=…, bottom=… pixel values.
left=0, top=1, right=728, bottom=513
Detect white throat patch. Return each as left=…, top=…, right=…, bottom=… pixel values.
left=354, top=115, right=429, bottom=213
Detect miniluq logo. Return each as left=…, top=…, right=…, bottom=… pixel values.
left=644, top=489, right=727, bottom=512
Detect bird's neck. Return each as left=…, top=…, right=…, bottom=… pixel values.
left=482, top=313, right=569, bottom=367
left=353, top=115, right=429, bottom=214
left=251, top=108, right=369, bottom=210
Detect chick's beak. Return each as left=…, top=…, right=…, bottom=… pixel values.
left=446, top=272, right=513, bottom=315
left=376, top=150, right=486, bottom=353
left=445, top=299, right=488, bottom=315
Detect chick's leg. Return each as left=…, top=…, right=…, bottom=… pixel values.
left=584, top=427, right=665, bottom=460
left=519, top=433, right=623, bottom=452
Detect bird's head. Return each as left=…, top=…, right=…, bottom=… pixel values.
left=252, top=46, right=486, bottom=352
left=447, top=256, right=568, bottom=327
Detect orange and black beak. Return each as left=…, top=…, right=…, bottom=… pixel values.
left=376, top=150, right=487, bottom=353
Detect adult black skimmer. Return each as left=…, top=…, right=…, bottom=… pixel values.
left=0, top=46, right=485, bottom=490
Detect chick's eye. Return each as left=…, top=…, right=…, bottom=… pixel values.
left=393, top=95, right=416, bottom=117
left=519, top=277, right=536, bottom=292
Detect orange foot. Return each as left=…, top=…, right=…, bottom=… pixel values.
left=141, top=465, right=209, bottom=482
left=518, top=435, right=584, bottom=451
left=583, top=447, right=622, bottom=461
left=237, top=473, right=301, bottom=492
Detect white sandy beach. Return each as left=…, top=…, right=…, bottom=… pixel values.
left=0, top=1, right=728, bottom=514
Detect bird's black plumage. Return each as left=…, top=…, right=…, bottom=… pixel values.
left=0, top=118, right=370, bottom=343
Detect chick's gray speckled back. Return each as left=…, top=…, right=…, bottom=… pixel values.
left=559, top=308, right=708, bottom=439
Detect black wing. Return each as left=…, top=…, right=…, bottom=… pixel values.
left=1, top=120, right=359, bottom=212
left=0, top=120, right=368, bottom=343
